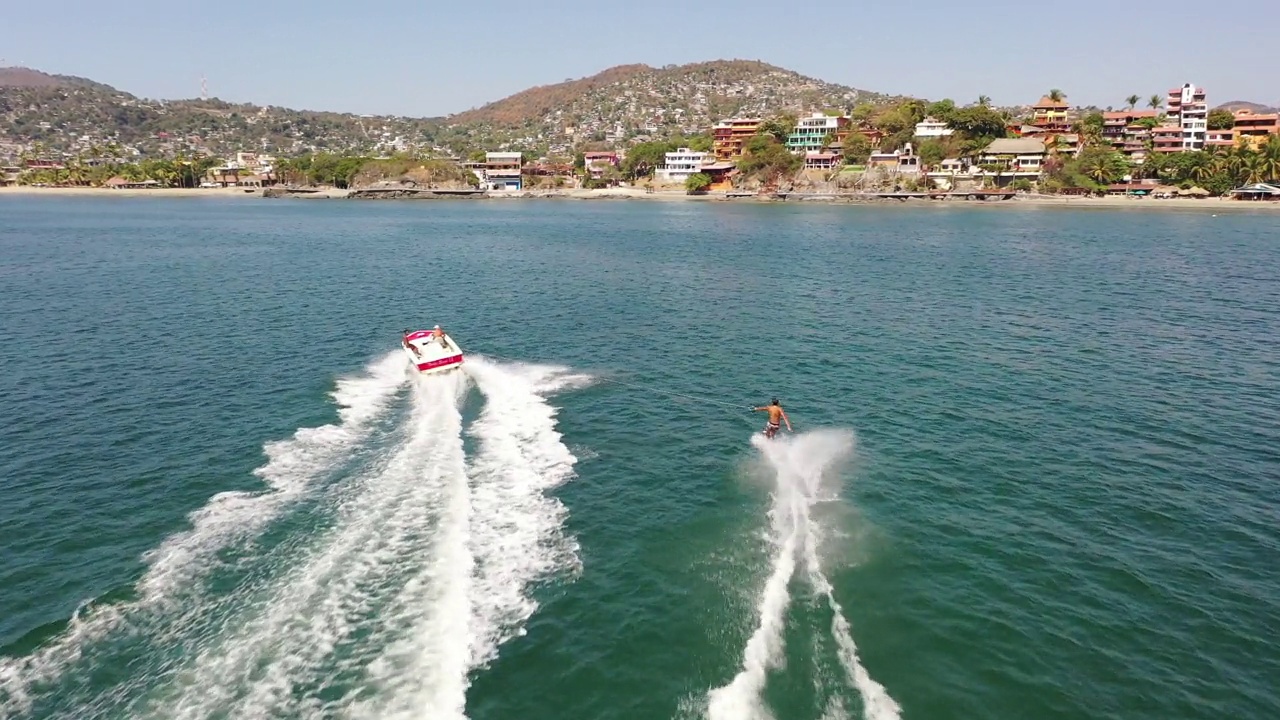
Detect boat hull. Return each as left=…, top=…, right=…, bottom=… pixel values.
left=402, top=330, right=464, bottom=374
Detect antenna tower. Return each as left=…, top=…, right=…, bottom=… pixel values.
left=201, top=75, right=208, bottom=100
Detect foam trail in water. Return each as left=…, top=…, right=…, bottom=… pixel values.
left=805, top=544, right=901, bottom=720
left=145, top=370, right=469, bottom=720
left=0, top=352, right=407, bottom=718
left=462, top=356, right=583, bottom=669
left=342, top=371, right=474, bottom=720
left=344, top=356, right=584, bottom=720
left=707, top=429, right=899, bottom=720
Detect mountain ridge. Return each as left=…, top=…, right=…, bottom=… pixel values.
left=2, top=63, right=1275, bottom=161
left=442, top=60, right=893, bottom=151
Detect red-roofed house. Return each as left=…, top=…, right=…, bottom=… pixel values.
left=1207, top=129, right=1235, bottom=148
left=1233, top=110, right=1279, bottom=148
left=1103, top=110, right=1158, bottom=146
left=1152, top=126, right=1184, bottom=153
left=1031, top=96, right=1072, bottom=133
left=583, top=151, right=619, bottom=179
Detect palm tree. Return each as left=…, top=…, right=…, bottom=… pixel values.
left=1260, top=136, right=1280, bottom=181
left=1192, top=160, right=1217, bottom=184
left=1243, top=154, right=1268, bottom=185
left=1126, top=95, right=1140, bottom=110
left=1148, top=95, right=1163, bottom=111
left=1227, top=144, right=1253, bottom=177
left=1048, top=89, right=1066, bottom=103
left=977, top=95, right=991, bottom=107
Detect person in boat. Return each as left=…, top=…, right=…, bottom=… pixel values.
left=752, top=398, right=792, bottom=439
left=402, top=329, right=421, bottom=357
left=431, top=325, right=448, bottom=348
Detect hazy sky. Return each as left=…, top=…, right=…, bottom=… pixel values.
left=3, top=0, right=1276, bottom=117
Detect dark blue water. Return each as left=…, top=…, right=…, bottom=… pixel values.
left=1, top=196, right=1278, bottom=720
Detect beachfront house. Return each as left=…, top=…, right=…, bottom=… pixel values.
left=1231, top=182, right=1280, bottom=200
left=655, top=148, right=708, bottom=183
left=697, top=162, right=737, bottom=191
left=1103, top=110, right=1157, bottom=147
left=926, top=158, right=972, bottom=189
left=1152, top=126, right=1184, bottom=154
left=583, top=151, right=620, bottom=179
left=786, top=114, right=849, bottom=154
left=484, top=152, right=523, bottom=191
left=206, top=167, right=241, bottom=187
left=977, top=138, right=1047, bottom=181
left=1207, top=129, right=1236, bottom=149
left=1232, top=110, right=1280, bottom=149
left=867, top=144, right=920, bottom=174
left=711, top=118, right=762, bottom=161
left=802, top=152, right=841, bottom=171
left=104, top=177, right=161, bottom=190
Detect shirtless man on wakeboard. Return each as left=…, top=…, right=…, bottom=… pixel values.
left=752, top=398, right=792, bottom=439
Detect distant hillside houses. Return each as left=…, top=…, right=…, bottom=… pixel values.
left=477, top=78, right=1277, bottom=198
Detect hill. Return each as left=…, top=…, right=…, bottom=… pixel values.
left=1214, top=100, right=1278, bottom=114
left=0, top=67, right=445, bottom=160
left=444, top=60, right=893, bottom=152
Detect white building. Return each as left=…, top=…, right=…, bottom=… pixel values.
left=786, top=113, right=847, bottom=153
left=1168, top=83, right=1207, bottom=151
left=914, top=117, right=954, bottom=138
left=655, top=147, right=707, bottom=183
left=484, top=151, right=523, bottom=191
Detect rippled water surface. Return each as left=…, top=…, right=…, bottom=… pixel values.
left=1, top=196, right=1278, bottom=720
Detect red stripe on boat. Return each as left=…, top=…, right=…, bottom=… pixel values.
left=416, top=355, right=463, bottom=371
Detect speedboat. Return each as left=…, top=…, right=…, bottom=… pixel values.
left=401, top=326, right=464, bottom=374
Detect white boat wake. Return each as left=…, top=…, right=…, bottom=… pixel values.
left=0, top=353, right=586, bottom=720
left=0, top=351, right=409, bottom=718
left=706, top=429, right=900, bottom=720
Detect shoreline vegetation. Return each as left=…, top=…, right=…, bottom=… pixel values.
left=2, top=184, right=1277, bottom=211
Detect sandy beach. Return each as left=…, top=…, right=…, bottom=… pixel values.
left=2, top=184, right=1277, bottom=211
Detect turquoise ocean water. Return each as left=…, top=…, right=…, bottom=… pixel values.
left=1, top=196, right=1278, bottom=720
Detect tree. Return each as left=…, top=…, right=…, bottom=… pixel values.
left=918, top=139, right=947, bottom=167
left=850, top=103, right=878, bottom=124
left=1048, top=89, right=1066, bottom=103
left=675, top=133, right=713, bottom=153
left=841, top=133, right=872, bottom=165
left=872, top=107, right=909, bottom=134
left=948, top=106, right=1008, bottom=141
left=926, top=99, right=957, bottom=123
left=1076, top=112, right=1105, bottom=146
left=756, top=115, right=795, bottom=144
left=1261, top=135, right=1280, bottom=181
left=684, top=172, right=711, bottom=194
left=1207, top=108, right=1236, bottom=130
left=621, top=141, right=669, bottom=180
left=1148, top=95, right=1163, bottom=111
left=1073, top=146, right=1129, bottom=185
left=976, top=95, right=992, bottom=107
left=737, top=134, right=802, bottom=182
left=1126, top=95, right=1140, bottom=110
